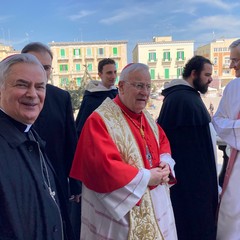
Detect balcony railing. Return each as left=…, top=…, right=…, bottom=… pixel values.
left=148, top=59, right=157, bottom=64
left=176, top=57, right=186, bottom=62
left=58, top=56, right=69, bottom=60
left=162, top=58, right=172, bottom=64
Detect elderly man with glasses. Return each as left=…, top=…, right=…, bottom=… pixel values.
left=70, top=63, right=177, bottom=240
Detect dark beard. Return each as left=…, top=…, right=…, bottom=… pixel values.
left=193, top=76, right=208, bottom=94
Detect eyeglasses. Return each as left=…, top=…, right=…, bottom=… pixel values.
left=230, top=58, right=240, bottom=64
left=125, top=81, right=152, bottom=91
left=43, top=65, right=53, bottom=71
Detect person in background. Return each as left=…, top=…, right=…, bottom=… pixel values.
left=209, top=102, right=214, bottom=117
left=70, top=63, right=177, bottom=240
left=212, top=38, right=240, bottom=240
left=158, top=55, right=218, bottom=240
left=75, top=58, right=118, bottom=137
left=0, top=53, right=74, bottom=239
left=21, top=42, right=80, bottom=238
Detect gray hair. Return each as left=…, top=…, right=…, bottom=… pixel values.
left=0, top=53, right=45, bottom=88
left=229, top=39, right=240, bottom=49
left=21, top=42, right=53, bottom=60
left=120, top=63, right=149, bottom=81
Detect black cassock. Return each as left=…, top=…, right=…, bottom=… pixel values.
left=75, top=87, right=118, bottom=137
left=158, top=84, right=218, bottom=240
left=0, top=110, right=74, bottom=240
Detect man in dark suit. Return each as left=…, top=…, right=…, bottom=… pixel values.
left=0, top=53, right=75, bottom=239
left=21, top=42, right=81, bottom=205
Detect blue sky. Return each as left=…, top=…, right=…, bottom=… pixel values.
left=1, top=0, right=240, bottom=60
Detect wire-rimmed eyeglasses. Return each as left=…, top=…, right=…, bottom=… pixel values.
left=125, top=81, right=152, bottom=91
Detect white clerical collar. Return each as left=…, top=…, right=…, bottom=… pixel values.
left=24, top=124, right=32, bottom=132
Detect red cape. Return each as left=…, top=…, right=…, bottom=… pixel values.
left=70, top=96, right=171, bottom=193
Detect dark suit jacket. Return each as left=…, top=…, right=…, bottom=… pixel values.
left=33, top=84, right=79, bottom=198
left=0, top=110, right=75, bottom=240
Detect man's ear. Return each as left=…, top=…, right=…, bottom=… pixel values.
left=191, top=69, right=197, bottom=78
left=118, top=81, right=124, bottom=94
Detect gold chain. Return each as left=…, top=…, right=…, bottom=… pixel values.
left=121, top=109, right=144, bottom=138
left=121, top=109, right=154, bottom=167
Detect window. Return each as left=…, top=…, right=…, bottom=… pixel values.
left=150, top=69, right=155, bottom=80
left=164, top=69, right=169, bottom=79
left=163, top=51, right=170, bottom=61
left=149, top=52, right=157, bottom=62
left=59, top=64, right=68, bottom=72
left=60, top=77, right=69, bottom=86
left=115, top=61, right=119, bottom=70
left=223, top=70, right=230, bottom=75
left=87, top=48, right=92, bottom=56
left=73, top=49, right=81, bottom=57
left=213, top=57, right=218, bottom=65
left=224, top=57, right=230, bottom=65
left=76, top=77, right=82, bottom=86
left=76, top=64, right=81, bottom=71
left=87, top=63, right=93, bottom=71
left=60, top=49, right=65, bottom=58
left=98, top=48, right=104, bottom=56
left=177, top=68, right=183, bottom=78
left=113, top=47, right=118, bottom=56
left=115, top=76, right=119, bottom=84
left=177, top=51, right=184, bottom=60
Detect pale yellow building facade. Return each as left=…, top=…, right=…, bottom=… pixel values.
left=195, top=38, right=239, bottom=86
left=0, top=43, right=18, bottom=60
left=49, top=40, right=128, bottom=88
left=132, top=36, right=194, bottom=86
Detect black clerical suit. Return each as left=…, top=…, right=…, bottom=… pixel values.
left=0, top=110, right=75, bottom=240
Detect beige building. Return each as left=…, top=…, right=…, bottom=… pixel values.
left=49, top=40, right=128, bottom=88
left=0, top=43, right=18, bottom=60
left=195, top=37, right=239, bottom=87
left=132, top=36, right=194, bottom=86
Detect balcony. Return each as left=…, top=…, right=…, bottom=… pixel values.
left=148, top=59, right=157, bottom=65
left=58, top=56, right=69, bottom=62
left=73, top=55, right=82, bottom=60
left=111, top=54, right=121, bottom=59
left=85, top=55, right=94, bottom=59
left=97, top=54, right=106, bottom=59
left=222, top=63, right=230, bottom=69
left=175, top=58, right=186, bottom=65
left=162, top=58, right=172, bottom=65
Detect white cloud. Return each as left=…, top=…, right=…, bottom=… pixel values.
left=188, top=0, right=239, bottom=11
left=99, top=6, right=152, bottom=25
left=192, top=15, right=240, bottom=31
left=173, top=14, right=240, bottom=47
left=0, top=15, right=12, bottom=23
left=69, top=10, right=96, bottom=21
left=171, top=7, right=197, bottom=16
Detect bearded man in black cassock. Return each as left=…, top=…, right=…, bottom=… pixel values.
left=158, top=56, right=218, bottom=240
